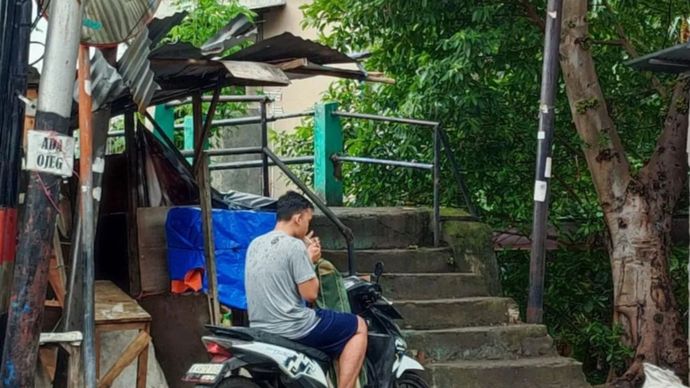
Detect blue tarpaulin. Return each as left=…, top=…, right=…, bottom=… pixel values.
left=165, top=207, right=276, bottom=309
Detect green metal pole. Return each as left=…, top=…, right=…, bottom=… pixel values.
left=154, top=104, right=175, bottom=142
left=183, top=115, right=194, bottom=164
left=314, top=102, right=343, bottom=205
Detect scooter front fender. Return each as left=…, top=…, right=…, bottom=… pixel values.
left=394, top=355, right=424, bottom=378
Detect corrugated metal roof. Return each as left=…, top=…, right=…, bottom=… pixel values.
left=118, top=30, right=160, bottom=112
left=225, top=32, right=356, bottom=65
left=147, top=11, right=188, bottom=47
left=81, top=0, right=161, bottom=46
left=627, top=42, right=690, bottom=73
left=73, top=50, right=128, bottom=111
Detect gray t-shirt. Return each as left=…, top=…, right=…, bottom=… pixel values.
left=245, top=230, right=319, bottom=339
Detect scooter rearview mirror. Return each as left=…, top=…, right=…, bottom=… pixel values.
left=373, top=262, right=384, bottom=283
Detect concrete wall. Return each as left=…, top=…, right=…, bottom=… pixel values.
left=261, top=0, right=334, bottom=198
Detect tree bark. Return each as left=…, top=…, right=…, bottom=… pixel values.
left=560, top=2, right=688, bottom=386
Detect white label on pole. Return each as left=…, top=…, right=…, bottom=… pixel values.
left=545, top=157, right=553, bottom=178
left=93, top=157, right=105, bottom=173
left=540, top=104, right=549, bottom=114
left=93, top=187, right=102, bottom=201
left=548, top=11, right=557, bottom=19
left=25, top=130, right=75, bottom=177
left=534, top=180, right=548, bottom=202
left=538, top=131, right=546, bottom=140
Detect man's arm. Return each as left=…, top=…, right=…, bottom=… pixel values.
left=298, top=277, right=319, bottom=303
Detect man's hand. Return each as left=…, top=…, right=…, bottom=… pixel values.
left=305, top=231, right=322, bottom=263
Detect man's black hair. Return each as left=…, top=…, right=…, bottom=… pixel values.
left=276, top=191, right=314, bottom=221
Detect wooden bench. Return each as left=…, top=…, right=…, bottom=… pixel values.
left=95, top=280, right=151, bottom=388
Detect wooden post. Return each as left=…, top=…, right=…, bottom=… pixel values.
left=124, top=113, right=141, bottom=297
left=78, top=43, right=98, bottom=388
left=314, top=102, right=343, bottom=205
left=193, top=94, right=221, bottom=325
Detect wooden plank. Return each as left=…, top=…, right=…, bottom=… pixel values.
left=275, top=57, right=395, bottom=84
left=221, top=60, right=290, bottom=85
left=136, top=324, right=150, bottom=388
left=136, top=206, right=171, bottom=295
left=96, top=330, right=151, bottom=388
left=39, top=331, right=83, bottom=345
left=95, top=281, right=151, bottom=325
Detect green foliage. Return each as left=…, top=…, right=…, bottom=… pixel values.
left=274, top=0, right=690, bottom=383
left=167, top=0, right=255, bottom=47
left=163, top=0, right=254, bottom=145
left=499, top=249, right=633, bottom=383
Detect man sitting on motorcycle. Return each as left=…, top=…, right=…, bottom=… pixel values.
left=245, top=191, right=368, bottom=388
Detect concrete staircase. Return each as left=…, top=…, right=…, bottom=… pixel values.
left=315, top=207, right=590, bottom=388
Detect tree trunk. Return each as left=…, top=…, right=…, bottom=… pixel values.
left=559, top=2, right=688, bottom=386
left=605, top=195, right=687, bottom=387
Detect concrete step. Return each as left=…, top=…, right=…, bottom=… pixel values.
left=425, top=357, right=590, bottom=388
left=323, top=247, right=470, bottom=273
left=313, top=207, right=433, bottom=249
left=381, top=273, right=489, bottom=300
left=404, top=324, right=556, bottom=362
left=394, top=297, right=519, bottom=330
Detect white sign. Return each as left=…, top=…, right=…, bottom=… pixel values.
left=25, top=130, right=75, bottom=177
left=534, top=180, right=548, bottom=202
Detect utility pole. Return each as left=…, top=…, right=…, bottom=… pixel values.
left=527, top=0, right=563, bottom=324
left=0, top=0, right=31, bottom=352
left=0, top=0, right=82, bottom=385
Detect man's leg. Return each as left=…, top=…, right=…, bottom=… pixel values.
left=337, top=316, right=368, bottom=388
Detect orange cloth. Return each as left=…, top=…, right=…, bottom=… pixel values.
left=171, top=268, right=204, bottom=293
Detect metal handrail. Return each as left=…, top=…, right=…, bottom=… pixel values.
left=263, top=147, right=357, bottom=275
left=333, top=111, right=479, bottom=246
left=208, top=156, right=314, bottom=171
left=173, top=111, right=314, bottom=130
left=331, top=155, right=433, bottom=171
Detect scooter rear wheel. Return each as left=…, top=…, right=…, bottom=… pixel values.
left=395, top=372, right=430, bottom=388
left=217, top=376, right=262, bottom=388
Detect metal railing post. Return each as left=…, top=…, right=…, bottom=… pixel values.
left=183, top=115, right=194, bottom=164
left=433, top=125, right=441, bottom=247
left=314, top=102, right=343, bottom=205
left=153, top=104, right=175, bottom=143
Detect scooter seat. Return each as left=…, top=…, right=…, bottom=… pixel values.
left=207, top=325, right=331, bottom=365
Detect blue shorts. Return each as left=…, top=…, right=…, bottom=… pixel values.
left=296, top=309, right=359, bottom=358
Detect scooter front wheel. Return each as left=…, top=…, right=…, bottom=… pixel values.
left=394, top=372, right=430, bottom=388
left=217, top=376, right=262, bottom=388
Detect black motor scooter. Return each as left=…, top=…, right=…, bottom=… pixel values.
left=182, top=263, right=429, bottom=388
